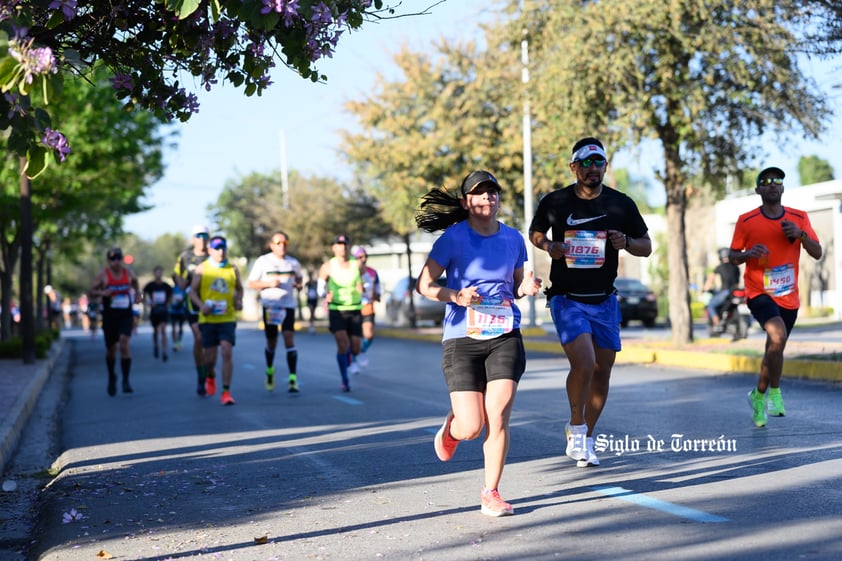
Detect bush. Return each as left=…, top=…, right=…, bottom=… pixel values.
left=690, top=300, right=706, bottom=321
left=0, top=330, right=55, bottom=359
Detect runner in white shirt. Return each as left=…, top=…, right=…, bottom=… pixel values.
left=247, top=231, right=304, bottom=393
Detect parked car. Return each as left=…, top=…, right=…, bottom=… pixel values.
left=614, top=277, right=658, bottom=328
left=385, top=276, right=447, bottom=326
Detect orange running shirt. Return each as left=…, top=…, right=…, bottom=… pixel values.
left=730, top=206, right=817, bottom=310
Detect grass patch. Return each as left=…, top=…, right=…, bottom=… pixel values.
left=791, top=352, right=842, bottom=362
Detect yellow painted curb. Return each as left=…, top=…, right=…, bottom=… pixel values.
left=782, top=358, right=842, bottom=382
left=378, top=328, right=842, bottom=383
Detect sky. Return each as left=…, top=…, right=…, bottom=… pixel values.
left=123, top=0, right=842, bottom=240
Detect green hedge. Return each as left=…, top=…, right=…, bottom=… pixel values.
left=0, top=329, right=57, bottom=359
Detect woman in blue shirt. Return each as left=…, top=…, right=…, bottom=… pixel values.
left=416, top=170, right=541, bottom=517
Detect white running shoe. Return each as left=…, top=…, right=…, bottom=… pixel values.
left=565, top=423, right=588, bottom=462
left=348, top=361, right=360, bottom=375
left=357, top=353, right=369, bottom=368
left=576, top=436, right=600, bottom=467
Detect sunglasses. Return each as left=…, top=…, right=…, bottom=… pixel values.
left=194, top=233, right=209, bottom=239
left=272, top=240, right=287, bottom=245
left=108, top=255, right=123, bottom=261
left=758, top=177, right=784, bottom=186
left=577, top=158, right=607, bottom=168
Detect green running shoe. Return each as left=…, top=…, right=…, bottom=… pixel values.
left=767, top=387, right=786, bottom=417
left=265, top=366, right=275, bottom=391
left=747, top=389, right=767, bottom=427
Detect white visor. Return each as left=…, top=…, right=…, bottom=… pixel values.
left=570, top=144, right=607, bottom=163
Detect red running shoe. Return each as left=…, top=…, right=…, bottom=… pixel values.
left=434, top=411, right=459, bottom=461
left=205, top=376, right=217, bottom=396
left=481, top=488, right=514, bottom=517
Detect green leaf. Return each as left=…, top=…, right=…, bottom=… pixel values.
left=25, top=146, right=48, bottom=179
left=0, top=57, right=19, bottom=90
left=164, top=0, right=202, bottom=20
left=33, top=107, right=52, bottom=130
left=45, top=9, right=65, bottom=29
left=210, top=0, right=222, bottom=21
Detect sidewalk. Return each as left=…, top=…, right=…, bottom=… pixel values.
left=0, top=338, right=65, bottom=475
left=2, top=322, right=840, bottom=476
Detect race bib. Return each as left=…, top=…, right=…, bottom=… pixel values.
left=763, top=264, right=796, bottom=297
left=152, top=291, right=167, bottom=305
left=205, top=300, right=228, bottom=315
left=110, top=294, right=131, bottom=309
left=466, top=296, right=514, bottom=340
left=564, top=230, right=606, bottom=269
left=172, top=294, right=183, bottom=305
left=266, top=307, right=286, bottom=325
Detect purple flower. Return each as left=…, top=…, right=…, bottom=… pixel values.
left=61, top=508, right=83, bottom=523
left=311, top=2, right=332, bottom=25
left=184, top=92, right=200, bottom=114
left=4, top=93, right=25, bottom=119
left=42, top=128, right=71, bottom=162
left=8, top=40, right=57, bottom=85
left=280, top=0, right=299, bottom=26
left=260, top=0, right=280, bottom=15
left=260, top=0, right=300, bottom=22
left=110, top=72, right=133, bottom=91
left=48, top=0, right=77, bottom=20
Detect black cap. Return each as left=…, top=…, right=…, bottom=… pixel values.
left=106, top=247, right=123, bottom=260
left=460, top=170, right=501, bottom=196
left=333, top=234, right=350, bottom=245
left=757, top=166, right=785, bottom=185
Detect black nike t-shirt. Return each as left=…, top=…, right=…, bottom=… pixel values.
left=529, top=183, right=649, bottom=297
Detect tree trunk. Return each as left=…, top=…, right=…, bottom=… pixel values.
left=36, top=243, right=46, bottom=330
left=0, top=262, right=13, bottom=341
left=404, top=232, right=416, bottom=328
left=0, top=213, right=21, bottom=342
left=19, top=158, right=36, bottom=363
left=665, top=183, right=693, bottom=346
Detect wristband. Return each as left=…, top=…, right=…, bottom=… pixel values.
left=799, top=231, right=808, bottom=242
left=624, top=235, right=630, bottom=250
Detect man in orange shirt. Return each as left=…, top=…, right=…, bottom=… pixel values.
left=729, top=166, right=822, bottom=427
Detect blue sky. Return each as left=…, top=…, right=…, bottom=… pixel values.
left=124, top=0, right=842, bottom=239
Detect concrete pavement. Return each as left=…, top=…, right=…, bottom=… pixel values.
left=0, top=339, right=66, bottom=476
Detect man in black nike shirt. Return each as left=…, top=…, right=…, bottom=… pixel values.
left=529, top=137, right=651, bottom=468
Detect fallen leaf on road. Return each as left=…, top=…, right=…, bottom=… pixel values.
left=96, top=550, right=114, bottom=559
left=254, top=535, right=269, bottom=544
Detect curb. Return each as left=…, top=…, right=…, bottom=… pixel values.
left=378, top=328, right=842, bottom=383
left=0, top=339, right=65, bottom=475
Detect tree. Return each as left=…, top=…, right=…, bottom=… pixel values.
left=0, top=68, right=167, bottom=341
left=0, top=0, right=396, bottom=176
left=797, top=155, right=835, bottom=185
left=0, top=0, right=408, bottom=360
left=341, top=37, right=525, bottom=325
left=525, top=0, right=829, bottom=344
left=800, top=1, right=842, bottom=55
left=209, top=170, right=391, bottom=270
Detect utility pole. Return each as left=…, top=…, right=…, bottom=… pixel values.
left=280, top=129, right=289, bottom=210
left=520, top=0, right=536, bottom=326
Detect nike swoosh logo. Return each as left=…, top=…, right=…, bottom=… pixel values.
left=566, top=213, right=606, bottom=226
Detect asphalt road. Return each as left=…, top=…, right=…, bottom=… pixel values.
left=7, top=325, right=842, bottom=560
